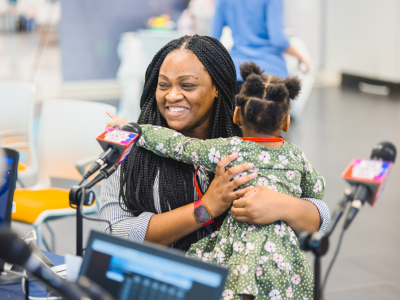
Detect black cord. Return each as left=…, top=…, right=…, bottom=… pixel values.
left=321, top=226, right=347, bottom=298
left=78, top=199, right=112, bottom=234
left=72, top=176, right=113, bottom=233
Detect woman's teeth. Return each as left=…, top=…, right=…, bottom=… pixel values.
left=169, top=107, right=187, bottom=112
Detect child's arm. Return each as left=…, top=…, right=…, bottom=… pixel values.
left=138, top=125, right=240, bottom=172
left=299, top=154, right=326, bottom=200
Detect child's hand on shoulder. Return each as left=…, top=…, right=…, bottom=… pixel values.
left=105, top=111, right=129, bottom=129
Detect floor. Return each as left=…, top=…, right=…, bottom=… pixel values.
left=2, top=31, right=400, bottom=300
left=284, top=88, right=400, bottom=299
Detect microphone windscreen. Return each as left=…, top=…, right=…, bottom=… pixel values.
left=0, top=230, right=32, bottom=265
left=121, top=122, right=142, bottom=138
left=371, top=142, right=396, bottom=162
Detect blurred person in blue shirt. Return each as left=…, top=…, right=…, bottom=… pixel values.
left=210, top=0, right=309, bottom=92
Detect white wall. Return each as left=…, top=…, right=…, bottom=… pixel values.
left=285, top=0, right=324, bottom=68
left=325, top=0, right=400, bottom=82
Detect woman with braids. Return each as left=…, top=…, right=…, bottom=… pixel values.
left=101, top=35, right=330, bottom=295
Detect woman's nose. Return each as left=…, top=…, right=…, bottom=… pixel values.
left=165, top=87, right=184, bottom=101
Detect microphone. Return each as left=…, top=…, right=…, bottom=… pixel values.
left=343, top=142, right=396, bottom=229
left=0, top=230, right=113, bottom=300
left=82, top=122, right=142, bottom=181
left=70, top=123, right=141, bottom=206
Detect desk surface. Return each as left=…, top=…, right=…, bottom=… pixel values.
left=0, top=250, right=65, bottom=299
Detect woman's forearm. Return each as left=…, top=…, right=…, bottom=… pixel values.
left=284, top=45, right=303, bottom=60
left=280, top=193, right=321, bottom=233
left=144, top=153, right=257, bottom=246
left=144, top=203, right=203, bottom=246
left=144, top=155, right=257, bottom=246
left=231, top=186, right=321, bottom=233
left=284, top=45, right=310, bottom=73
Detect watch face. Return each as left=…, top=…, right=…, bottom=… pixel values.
left=194, top=205, right=211, bottom=223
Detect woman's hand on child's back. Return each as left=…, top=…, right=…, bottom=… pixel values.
left=202, top=153, right=256, bottom=219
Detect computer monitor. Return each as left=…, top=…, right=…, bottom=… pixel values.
left=80, top=231, right=228, bottom=300
left=0, top=148, right=19, bottom=229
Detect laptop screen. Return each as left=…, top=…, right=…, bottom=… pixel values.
left=0, top=149, right=18, bottom=229
left=80, top=231, right=228, bottom=300
left=0, top=158, right=13, bottom=228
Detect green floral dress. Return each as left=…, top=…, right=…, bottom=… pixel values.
left=138, top=125, right=326, bottom=300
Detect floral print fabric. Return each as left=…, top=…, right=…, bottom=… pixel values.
left=139, top=125, right=326, bottom=299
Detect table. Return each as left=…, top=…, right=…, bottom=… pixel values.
left=0, top=251, right=65, bottom=299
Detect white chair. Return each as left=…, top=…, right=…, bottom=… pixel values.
left=12, top=99, right=117, bottom=250
left=0, top=81, right=38, bottom=186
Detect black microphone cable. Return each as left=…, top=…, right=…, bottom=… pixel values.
left=78, top=199, right=112, bottom=235
left=68, top=187, right=112, bottom=234
left=321, top=213, right=348, bottom=299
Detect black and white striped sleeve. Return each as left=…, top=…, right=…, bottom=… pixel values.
left=302, top=198, right=331, bottom=233
left=99, top=166, right=154, bottom=242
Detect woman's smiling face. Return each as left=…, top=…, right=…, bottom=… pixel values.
left=156, top=49, right=218, bottom=139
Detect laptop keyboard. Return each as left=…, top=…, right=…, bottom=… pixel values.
left=119, top=274, right=186, bottom=300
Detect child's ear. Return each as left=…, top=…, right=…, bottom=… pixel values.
left=282, top=114, right=290, bottom=132
left=233, top=106, right=241, bottom=124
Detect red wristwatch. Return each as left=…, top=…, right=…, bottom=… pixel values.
left=193, top=199, right=214, bottom=226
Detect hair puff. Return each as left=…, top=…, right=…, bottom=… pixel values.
left=266, top=84, right=289, bottom=103
left=284, top=77, right=301, bottom=99
left=242, top=74, right=264, bottom=98
left=240, top=61, right=264, bottom=81
left=235, top=95, right=246, bottom=106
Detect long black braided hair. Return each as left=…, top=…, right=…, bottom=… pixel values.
left=119, top=35, right=242, bottom=251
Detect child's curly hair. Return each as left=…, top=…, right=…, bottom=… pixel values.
left=235, top=61, right=301, bottom=133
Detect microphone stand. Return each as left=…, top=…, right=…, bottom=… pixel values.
left=69, top=164, right=117, bottom=256
left=299, top=188, right=353, bottom=300
left=76, top=187, right=85, bottom=257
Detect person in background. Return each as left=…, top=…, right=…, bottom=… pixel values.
left=210, top=0, right=310, bottom=93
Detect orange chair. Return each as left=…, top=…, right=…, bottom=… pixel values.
left=12, top=188, right=79, bottom=251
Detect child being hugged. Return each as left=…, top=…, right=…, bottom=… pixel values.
left=137, top=62, right=325, bottom=300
